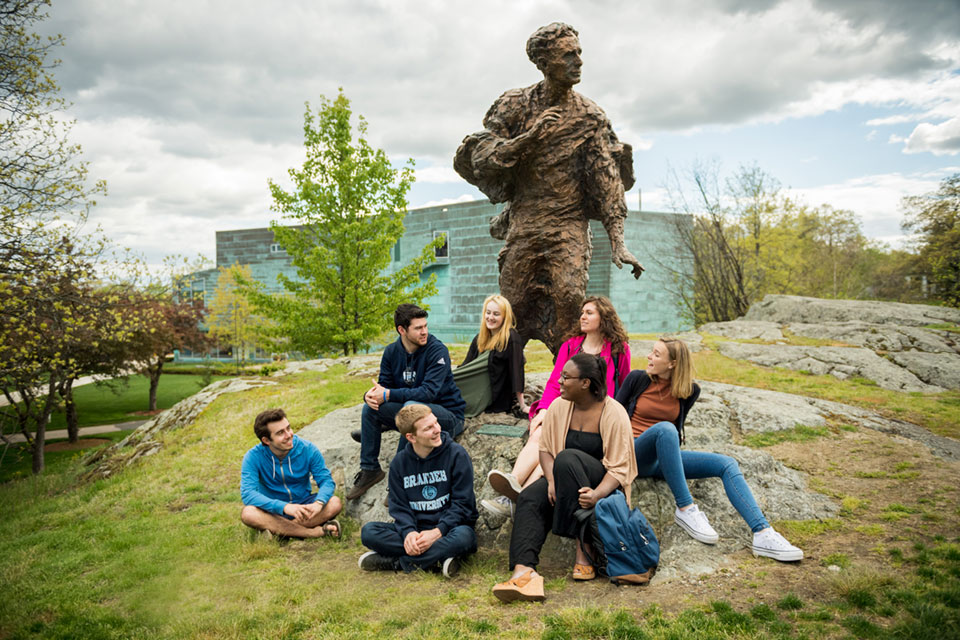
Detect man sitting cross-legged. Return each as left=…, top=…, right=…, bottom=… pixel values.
left=358, top=404, right=478, bottom=577
left=241, top=408, right=342, bottom=538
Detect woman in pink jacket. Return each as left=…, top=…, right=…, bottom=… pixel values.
left=482, top=296, right=631, bottom=517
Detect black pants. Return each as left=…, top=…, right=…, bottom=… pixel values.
left=508, top=448, right=607, bottom=569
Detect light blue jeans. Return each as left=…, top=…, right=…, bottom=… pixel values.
left=634, top=422, right=769, bottom=533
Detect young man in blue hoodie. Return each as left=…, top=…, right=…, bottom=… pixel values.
left=347, top=303, right=466, bottom=499
left=358, top=403, right=478, bottom=577
left=241, top=408, right=342, bottom=538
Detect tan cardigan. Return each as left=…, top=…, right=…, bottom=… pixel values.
left=539, top=396, right=638, bottom=506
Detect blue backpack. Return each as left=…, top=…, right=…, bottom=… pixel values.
left=579, top=492, right=659, bottom=585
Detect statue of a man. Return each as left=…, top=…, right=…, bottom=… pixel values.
left=454, top=22, right=643, bottom=353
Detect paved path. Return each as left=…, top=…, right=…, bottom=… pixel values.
left=4, top=420, right=147, bottom=444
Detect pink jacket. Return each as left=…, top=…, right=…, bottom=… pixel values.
left=529, top=335, right=631, bottom=418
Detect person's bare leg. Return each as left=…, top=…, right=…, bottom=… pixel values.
left=511, top=428, right=543, bottom=486
left=575, top=539, right=592, bottom=566
left=241, top=497, right=343, bottom=538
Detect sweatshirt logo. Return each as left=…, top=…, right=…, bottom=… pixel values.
left=437, top=357, right=445, bottom=365
left=422, top=485, right=438, bottom=500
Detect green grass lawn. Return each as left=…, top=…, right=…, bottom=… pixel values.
left=0, top=430, right=130, bottom=484
left=0, top=360, right=957, bottom=639
left=41, top=373, right=232, bottom=431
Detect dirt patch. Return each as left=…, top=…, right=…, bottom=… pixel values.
left=131, top=409, right=164, bottom=417
left=45, top=438, right=112, bottom=452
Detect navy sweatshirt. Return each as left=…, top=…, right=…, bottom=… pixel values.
left=380, top=334, right=466, bottom=419
left=387, top=432, right=478, bottom=539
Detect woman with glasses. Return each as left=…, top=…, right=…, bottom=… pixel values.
left=482, top=296, right=631, bottom=518
left=492, top=353, right=636, bottom=602
left=617, top=337, right=803, bottom=562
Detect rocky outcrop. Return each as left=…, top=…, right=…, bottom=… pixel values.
left=716, top=343, right=943, bottom=392
left=744, top=295, right=960, bottom=327
left=700, top=321, right=784, bottom=342
left=297, top=377, right=870, bottom=581
left=702, top=296, right=960, bottom=391
left=82, top=378, right=277, bottom=479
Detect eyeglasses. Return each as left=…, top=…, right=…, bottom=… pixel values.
left=559, top=372, right=582, bottom=382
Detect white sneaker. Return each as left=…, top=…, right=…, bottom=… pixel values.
left=487, top=469, right=522, bottom=501
left=481, top=495, right=515, bottom=518
left=752, top=528, right=803, bottom=562
left=674, top=504, right=719, bottom=544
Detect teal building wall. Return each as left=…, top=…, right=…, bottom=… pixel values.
left=392, top=200, right=693, bottom=342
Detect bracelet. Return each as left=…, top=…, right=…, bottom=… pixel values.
left=383, top=391, right=387, bottom=403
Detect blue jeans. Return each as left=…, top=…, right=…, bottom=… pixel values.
left=634, top=422, right=769, bottom=533
left=360, top=521, right=477, bottom=572
left=359, top=401, right=464, bottom=471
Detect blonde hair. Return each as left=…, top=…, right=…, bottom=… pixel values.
left=395, top=404, right=433, bottom=437
left=659, top=337, right=695, bottom=399
left=476, top=294, right=516, bottom=353
left=573, top=296, right=629, bottom=356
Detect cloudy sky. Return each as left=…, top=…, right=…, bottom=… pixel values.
left=40, top=0, right=960, bottom=266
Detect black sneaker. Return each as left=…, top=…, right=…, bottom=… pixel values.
left=350, top=429, right=362, bottom=443
left=442, top=556, right=461, bottom=578
left=358, top=551, right=400, bottom=572
left=346, top=468, right=385, bottom=500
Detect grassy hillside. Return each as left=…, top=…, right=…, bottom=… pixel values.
left=1, top=351, right=958, bottom=639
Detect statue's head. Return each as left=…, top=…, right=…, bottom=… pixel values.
left=526, top=22, right=582, bottom=86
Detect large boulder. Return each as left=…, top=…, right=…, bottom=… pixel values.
left=297, top=380, right=855, bottom=580
left=716, top=342, right=943, bottom=392
left=744, top=294, right=960, bottom=327
left=787, top=321, right=958, bottom=354
left=699, top=320, right=784, bottom=341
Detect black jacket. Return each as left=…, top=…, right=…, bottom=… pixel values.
left=614, top=371, right=700, bottom=445
left=380, top=334, right=466, bottom=420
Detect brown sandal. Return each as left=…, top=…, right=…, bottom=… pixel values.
left=573, top=563, right=596, bottom=581
left=492, top=569, right=546, bottom=603
left=321, top=519, right=342, bottom=539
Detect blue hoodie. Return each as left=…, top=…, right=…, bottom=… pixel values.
left=387, top=431, right=478, bottom=539
left=380, top=334, right=466, bottom=419
left=240, top=435, right=335, bottom=515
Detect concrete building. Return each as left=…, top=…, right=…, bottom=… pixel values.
left=188, top=199, right=692, bottom=348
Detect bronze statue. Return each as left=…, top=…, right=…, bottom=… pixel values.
left=454, top=22, right=643, bottom=354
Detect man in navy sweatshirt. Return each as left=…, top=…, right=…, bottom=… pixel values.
left=347, top=303, right=466, bottom=499
left=241, top=408, right=342, bottom=538
left=358, top=404, right=478, bottom=577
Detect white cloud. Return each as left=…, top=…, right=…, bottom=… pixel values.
left=25, top=0, right=960, bottom=261
left=414, top=167, right=464, bottom=184
left=785, top=170, right=955, bottom=246
left=903, top=117, right=960, bottom=155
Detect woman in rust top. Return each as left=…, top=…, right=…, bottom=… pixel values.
left=615, top=338, right=803, bottom=562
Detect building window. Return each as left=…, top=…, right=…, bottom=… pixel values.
left=392, top=239, right=401, bottom=262
left=433, top=230, right=449, bottom=259
left=270, top=243, right=285, bottom=254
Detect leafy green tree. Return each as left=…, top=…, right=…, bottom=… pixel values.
left=207, top=263, right=257, bottom=367
left=238, top=91, right=440, bottom=356
left=0, top=0, right=113, bottom=472
left=902, top=174, right=960, bottom=307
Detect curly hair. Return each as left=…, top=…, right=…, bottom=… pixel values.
left=570, top=296, right=629, bottom=356
left=526, top=22, right=579, bottom=71
left=569, top=352, right=607, bottom=401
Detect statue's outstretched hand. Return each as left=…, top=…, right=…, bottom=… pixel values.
left=612, top=246, right=645, bottom=279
